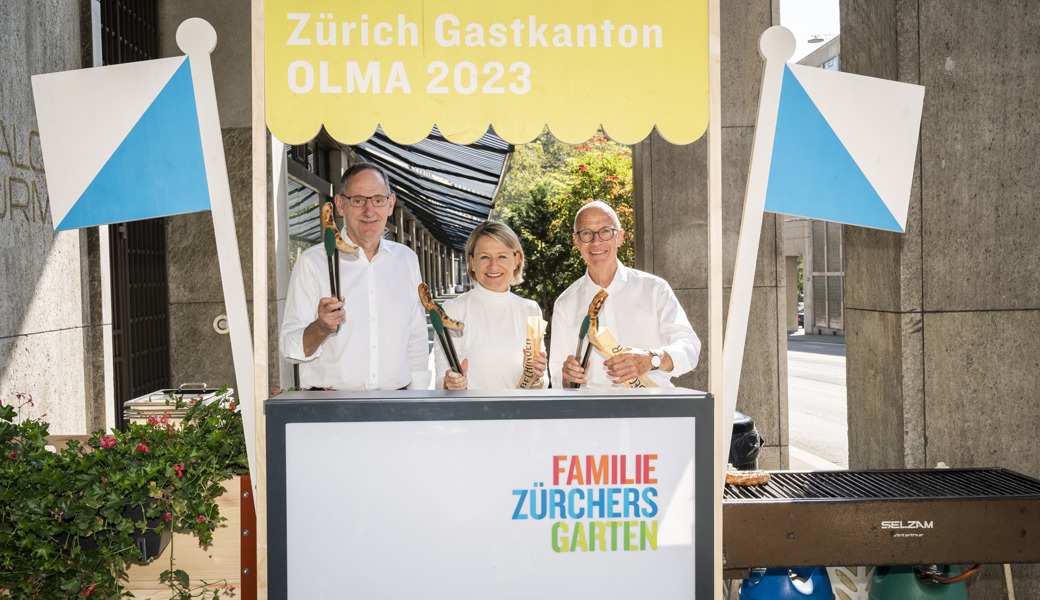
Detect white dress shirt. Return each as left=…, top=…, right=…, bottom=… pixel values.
left=549, top=261, right=700, bottom=388
left=280, top=235, right=432, bottom=391
left=433, top=284, right=549, bottom=390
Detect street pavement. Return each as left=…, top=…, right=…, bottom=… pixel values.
left=787, top=329, right=848, bottom=470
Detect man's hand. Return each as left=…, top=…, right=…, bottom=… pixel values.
left=604, top=348, right=672, bottom=384
left=302, top=296, right=345, bottom=356
left=561, top=354, right=587, bottom=387
left=316, top=296, right=345, bottom=333
left=443, top=358, right=469, bottom=390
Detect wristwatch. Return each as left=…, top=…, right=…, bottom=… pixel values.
left=649, top=350, right=661, bottom=370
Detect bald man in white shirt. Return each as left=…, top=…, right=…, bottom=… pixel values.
left=280, top=164, right=432, bottom=391
left=549, top=201, right=700, bottom=388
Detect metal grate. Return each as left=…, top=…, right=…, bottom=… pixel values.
left=100, top=0, right=168, bottom=428
left=725, top=468, right=1040, bottom=501
left=99, top=0, right=159, bottom=66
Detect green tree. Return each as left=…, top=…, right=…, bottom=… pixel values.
left=560, top=133, right=635, bottom=266
left=495, top=129, right=572, bottom=209
left=502, top=183, right=580, bottom=325
left=501, top=132, right=634, bottom=326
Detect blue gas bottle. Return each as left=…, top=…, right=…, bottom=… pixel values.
left=867, top=566, right=969, bottom=600
left=739, top=567, right=836, bottom=600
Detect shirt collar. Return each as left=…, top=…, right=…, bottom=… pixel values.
left=583, top=259, right=629, bottom=292
left=341, top=228, right=395, bottom=258
left=473, top=281, right=510, bottom=299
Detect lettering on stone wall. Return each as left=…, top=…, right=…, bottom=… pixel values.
left=0, top=117, right=50, bottom=225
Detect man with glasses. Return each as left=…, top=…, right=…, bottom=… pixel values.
left=549, top=201, right=700, bottom=388
left=280, top=163, right=431, bottom=390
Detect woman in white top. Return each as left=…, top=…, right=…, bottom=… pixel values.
left=435, top=221, right=549, bottom=390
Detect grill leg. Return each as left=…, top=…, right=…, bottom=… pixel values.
left=1004, top=563, right=1016, bottom=600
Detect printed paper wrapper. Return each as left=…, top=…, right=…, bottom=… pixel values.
left=586, top=328, right=658, bottom=388
left=516, top=316, right=548, bottom=389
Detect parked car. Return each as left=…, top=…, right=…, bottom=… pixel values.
left=798, top=302, right=804, bottom=328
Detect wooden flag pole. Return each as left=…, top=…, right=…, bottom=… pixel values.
left=721, top=26, right=794, bottom=495
left=706, top=0, right=723, bottom=597
left=250, top=0, right=269, bottom=597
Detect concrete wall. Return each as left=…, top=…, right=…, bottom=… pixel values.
left=158, top=2, right=285, bottom=394
left=634, top=0, right=789, bottom=468
left=842, top=1, right=1040, bottom=597
left=0, top=0, right=111, bottom=434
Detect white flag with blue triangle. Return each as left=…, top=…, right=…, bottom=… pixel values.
left=761, top=56, right=924, bottom=231
left=31, top=19, right=260, bottom=498
left=720, top=27, right=926, bottom=502
left=32, top=55, right=210, bottom=230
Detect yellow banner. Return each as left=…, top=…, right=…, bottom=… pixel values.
left=265, top=0, right=708, bottom=145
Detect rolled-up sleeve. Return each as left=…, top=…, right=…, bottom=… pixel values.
left=280, top=255, right=323, bottom=363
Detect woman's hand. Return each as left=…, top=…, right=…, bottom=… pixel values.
left=526, top=350, right=549, bottom=389
left=443, top=358, right=469, bottom=390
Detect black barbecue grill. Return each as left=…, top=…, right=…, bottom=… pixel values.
left=723, top=468, right=1040, bottom=577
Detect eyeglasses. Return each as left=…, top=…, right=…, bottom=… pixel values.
left=575, top=227, right=619, bottom=243
left=341, top=194, right=391, bottom=207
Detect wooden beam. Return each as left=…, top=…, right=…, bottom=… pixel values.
left=706, top=0, right=723, bottom=598
left=250, top=0, right=268, bottom=597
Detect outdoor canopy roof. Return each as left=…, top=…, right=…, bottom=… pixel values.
left=353, top=126, right=513, bottom=252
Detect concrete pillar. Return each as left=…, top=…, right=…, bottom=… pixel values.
left=435, top=245, right=443, bottom=294
left=432, top=240, right=439, bottom=293
left=449, top=249, right=457, bottom=291
left=418, top=231, right=427, bottom=283
left=422, top=231, right=431, bottom=286
left=408, top=219, right=417, bottom=254
left=0, top=0, right=107, bottom=434
left=632, top=0, right=788, bottom=468
left=842, top=2, right=1040, bottom=597
left=442, top=246, right=448, bottom=294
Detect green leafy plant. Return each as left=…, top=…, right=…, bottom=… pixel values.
left=0, top=389, right=247, bottom=599
left=502, top=132, right=635, bottom=328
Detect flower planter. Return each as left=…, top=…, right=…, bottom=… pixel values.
left=53, top=501, right=171, bottom=562
left=124, top=474, right=255, bottom=599
left=124, top=501, right=172, bottom=563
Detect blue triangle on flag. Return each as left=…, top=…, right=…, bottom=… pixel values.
left=57, top=58, right=210, bottom=230
left=764, top=65, right=903, bottom=232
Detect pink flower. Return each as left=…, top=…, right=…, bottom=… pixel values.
left=164, top=513, right=171, bottom=522
left=197, top=515, right=206, bottom=522
left=136, top=444, right=149, bottom=452
left=174, top=463, right=185, bottom=478
left=8, top=451, right=16, bottom=460
left=229, top=403, right=236, bottom=410
left=99, top=436, right=116, bottom=449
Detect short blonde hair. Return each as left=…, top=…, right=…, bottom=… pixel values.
left=465, top=221, right=525, bottom=285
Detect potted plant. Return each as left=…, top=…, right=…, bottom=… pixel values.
left=0, top=389, right=247, bottom=598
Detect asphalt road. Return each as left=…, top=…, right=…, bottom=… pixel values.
left=787, top=334, right=848, bottom=469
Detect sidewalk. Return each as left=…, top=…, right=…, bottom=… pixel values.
left=787, top=328, right=847, bottom=470
left=787, top=329, right=846, bottom=344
